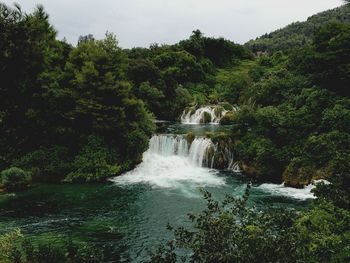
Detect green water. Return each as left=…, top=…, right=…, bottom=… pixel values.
left=155, top=122, right=233, bottom=135
left=0, top=124, right=313, bottom=262
left=0, top=176, right=310, bottom=262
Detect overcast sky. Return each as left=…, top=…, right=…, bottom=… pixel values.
left=2, top=0, right=344, bottom=48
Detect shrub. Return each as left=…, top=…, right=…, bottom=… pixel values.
left=0, top=229, right=23, bottom=262
left=148, top=188, right=350, bottom=263
left=148, top=186, right=302, bottom=263
left=1, top=167, right=31, bottom=191
left=35, top=243, right=65, bottom=263
left=12, top=146, right=72, bottom=182
left=1, top=231, right=105, bottom=263
left=64, top=136, right=122, bottom=183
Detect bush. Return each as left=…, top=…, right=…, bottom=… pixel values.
left=0, top=229, right=23, bottom=262
left=35, top=243, right=65, bottom=263
left=1, top=230, right=105, bottom=263
left=64, top=136, right=122, bottom=183
left=12, top=146, right=72, bottom=182
left=148, top=186, right=301, bottom=263
left=0, top=167, right=31, bottom=191
left=148, top=188, right=350, bottom=263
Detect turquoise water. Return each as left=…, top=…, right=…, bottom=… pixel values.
left=0, top=123, right=313, bottom=262
left=0, top=175, right=311, bottom=262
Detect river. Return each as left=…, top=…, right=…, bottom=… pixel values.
left=0, top=123, right=315, bottom=262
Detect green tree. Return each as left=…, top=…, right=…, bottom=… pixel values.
left=64, top=33, right=155, bottom=165
left=0, top=4, right=61, bottom=168
left=292, top=23, right=350, bottom=96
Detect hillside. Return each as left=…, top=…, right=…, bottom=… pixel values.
left=245, top=4, right=350, bottom=52
left=1, top=2, right=350, bottom=263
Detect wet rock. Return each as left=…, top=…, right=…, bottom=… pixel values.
left=201, top=112, right=212, bottom=123
left=186, top=132, right=195, bottom=144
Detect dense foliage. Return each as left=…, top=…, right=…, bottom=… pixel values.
left=221, top=22, right=350, bottom=187
left=149, top=4, right=350, bottom=262
left=149, top=181, right=350, bottom=263
left=126, top=30, right=252, bottom=120
left=0, top=230, right=104, bottom=263
left=0, top=3, right=155, bottom=182
left=245, top=4, right=350, bottom=53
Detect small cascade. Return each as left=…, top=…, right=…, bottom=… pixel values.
left=149, top=135, right=189, bottom=157
left=149, top=134, right=237, bottom=170
left=229, top=162, right=241, bottom=173
left=150, top=135, right=214, bottom=167
left=188, top=137, right=214, bottom=167
left=112, top=134, right=226, bottom=188
left=181, top=105, right=233, bottom=124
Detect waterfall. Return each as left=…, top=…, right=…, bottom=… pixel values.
left=229, top=162, right=241, bottom=173
left=112, top=134, right=225, bottom=189
left=148, top=134, right=239, bottom=171
left=181, top=105, right=237, bottom=124
left=149, top=135, right=214, bottom=167
left=149, top=135, right=189, bottom=157
left=112, top=134, right=239, bottom=189
left=188, top=137, right=214, bottom=167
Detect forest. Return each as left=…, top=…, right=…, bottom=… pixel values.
left=0, top=2, right=349, bottom=263
left=245, top=4, right=350, bottom=52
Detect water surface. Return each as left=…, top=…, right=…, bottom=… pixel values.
left=0, top=123, right=314, bottom=262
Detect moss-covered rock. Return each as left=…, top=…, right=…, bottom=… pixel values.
left=282, top=157, right=333, bottom=188
left=220, top=112, right=236, bottom=125
left=212, top=153, right=228, bottom=169
left=214, top=106, right=224, bottom=116
left=201, top=112, right=212, bottom=123
left=211, top=133, right=232, bottom=145
left=283, top=167, right=313, bottom=188
left=209, top=133, right=236, bottom=170
left=186, top=132, right=195, bottom=144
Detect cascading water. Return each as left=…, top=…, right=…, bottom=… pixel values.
left=113, top=128, right=315, bottom=200
left=149, top=135, right=189, bottom=157
left=112, top=135, right=225, bottom=189
left=148, top=134, right=236, bottom=169
left=148, top=135, right=214, bottom=166
left=188, top=137, right=214, bottom=167
left=181, top=105, right=236, bottom=124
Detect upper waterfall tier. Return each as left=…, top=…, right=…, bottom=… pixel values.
left=180, top=105, right=236, bottom=124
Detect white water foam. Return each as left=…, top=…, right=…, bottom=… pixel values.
left=112, top=135, right=225, bottom=189
left=112, top=152, right=224, bottom=189
left=113, top=134, right=321, bottom=200
left=181, top=106, right=231, bottom=124
left=257, top=183, right=316, bottom=200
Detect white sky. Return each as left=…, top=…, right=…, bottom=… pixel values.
left=2, top=0, right=344, bottom=48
